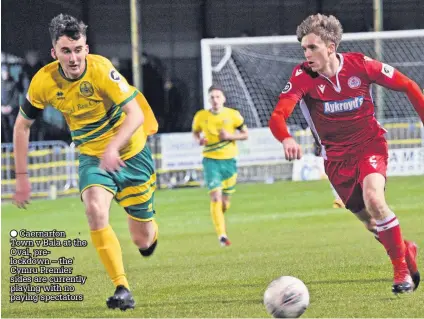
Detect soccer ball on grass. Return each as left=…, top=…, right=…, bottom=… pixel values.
left=263, top=276, right=310, bottom=318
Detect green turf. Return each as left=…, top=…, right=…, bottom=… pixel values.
left=2, top=176, right=424, bottom=318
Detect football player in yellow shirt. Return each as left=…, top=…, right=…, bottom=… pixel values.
left=192, top=86, right=248, bottom=247
left=13, top=14, right=159, bottom=310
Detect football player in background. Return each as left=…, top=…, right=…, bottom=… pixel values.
left=13, top=14, right=159, bottom=309
left=192, top=85, right=248, bottom=247
left=269, top=13, right=423, bottom=294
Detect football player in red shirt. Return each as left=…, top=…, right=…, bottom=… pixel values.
left=269, top=14, right=423, bottom=294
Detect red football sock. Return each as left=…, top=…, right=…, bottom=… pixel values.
left=376, top=213, right=406, bottom=262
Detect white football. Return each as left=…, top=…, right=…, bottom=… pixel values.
left=264, top=276, right=310, bottom=318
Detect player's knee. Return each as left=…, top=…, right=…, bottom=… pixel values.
left=133, top=239, right=150, bottom=250
left=132, top=233, right=154, bottom=250
left=85, top=200, right=104, bottom=216
left=364, top=190, right=387, bottom=219
left=85, top=201, right=108, bottom=229
left=82, top=187, right=113, bottom=230
left=210, top=191, right=222, bottom=202
left=129, top=219, right=156, bottom=249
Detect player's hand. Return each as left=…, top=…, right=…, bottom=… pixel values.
left=100, top=146, right=126, bottom=172
left=13, top=174, right=31, bottom=209
left=282, top=137, right=303, bottom=161
left=219, top=129, right=232, bottom=141
left=199, top=137, right=208, bottom=146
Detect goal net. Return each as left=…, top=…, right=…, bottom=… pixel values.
left=201, top=30, right=424, bottom=131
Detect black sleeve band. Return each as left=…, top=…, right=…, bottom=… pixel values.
left=20, top=99, right=42, bottom=120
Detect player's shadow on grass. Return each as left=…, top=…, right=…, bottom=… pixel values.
left=306, top=277, right=390, bottom=285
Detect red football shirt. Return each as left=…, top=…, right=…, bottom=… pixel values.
left=280, top=52, right=396, bottom=160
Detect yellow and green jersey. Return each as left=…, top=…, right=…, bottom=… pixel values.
left=24, top=54, right=158, bottom=160
left=192, top=107, right=246, bottom=159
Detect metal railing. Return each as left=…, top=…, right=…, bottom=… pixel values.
left=2, top=119, right=422, bottom=200
left=1, top=141, right=79, bottom=200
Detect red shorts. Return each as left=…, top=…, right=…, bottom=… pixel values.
left=324, top=137, right=388, bottom=213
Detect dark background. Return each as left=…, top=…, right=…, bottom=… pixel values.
left=2, top=0, right=424, bottom=132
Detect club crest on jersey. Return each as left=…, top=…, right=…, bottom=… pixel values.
left=281, top=82, right=292, bottom=94
left=80, top=81, right=94, bottom=97
left=347, top=76, right=361, bottom=89
left=109, top=69, right=121, bottom=82
left=323, top=96, right=364, bottom=114
left=56, top=91, right=65, bottom=100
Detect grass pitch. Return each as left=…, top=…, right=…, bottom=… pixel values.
left=2, top=176, right=424, bottom=318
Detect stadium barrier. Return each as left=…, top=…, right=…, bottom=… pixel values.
left=157, top=119, right=423, bottom=187
left=1, top=120, right=422, bottom=200
left=1, top=141, right=79, bottom=200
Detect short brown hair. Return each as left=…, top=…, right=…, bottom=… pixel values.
left=296, top=14, right=343, bottom=48
left=49, top=14, right=88, bottom=45
left=208, top=85, right=225, bottom=94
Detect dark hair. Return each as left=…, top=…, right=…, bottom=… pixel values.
left=208, top=84, right=225, bottom=94
left=49, top=14, right=88, bottom=45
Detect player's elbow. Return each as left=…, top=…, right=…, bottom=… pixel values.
left=405, top=79, right=420, bottom=94
left=136, top=112, right=144, bottom=127
left=391, top=70, right=420, bottom=93
left=130, top=110, right=144, bottom=128
left=14, top=114, right=33, bottom=133
left=268, top=112, right=280, bottom=131
left=240, top=130, right=249, bottom=140
left=192, top=131, right=200, bottom=141
left=124, top=103, right=144, bottom=127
